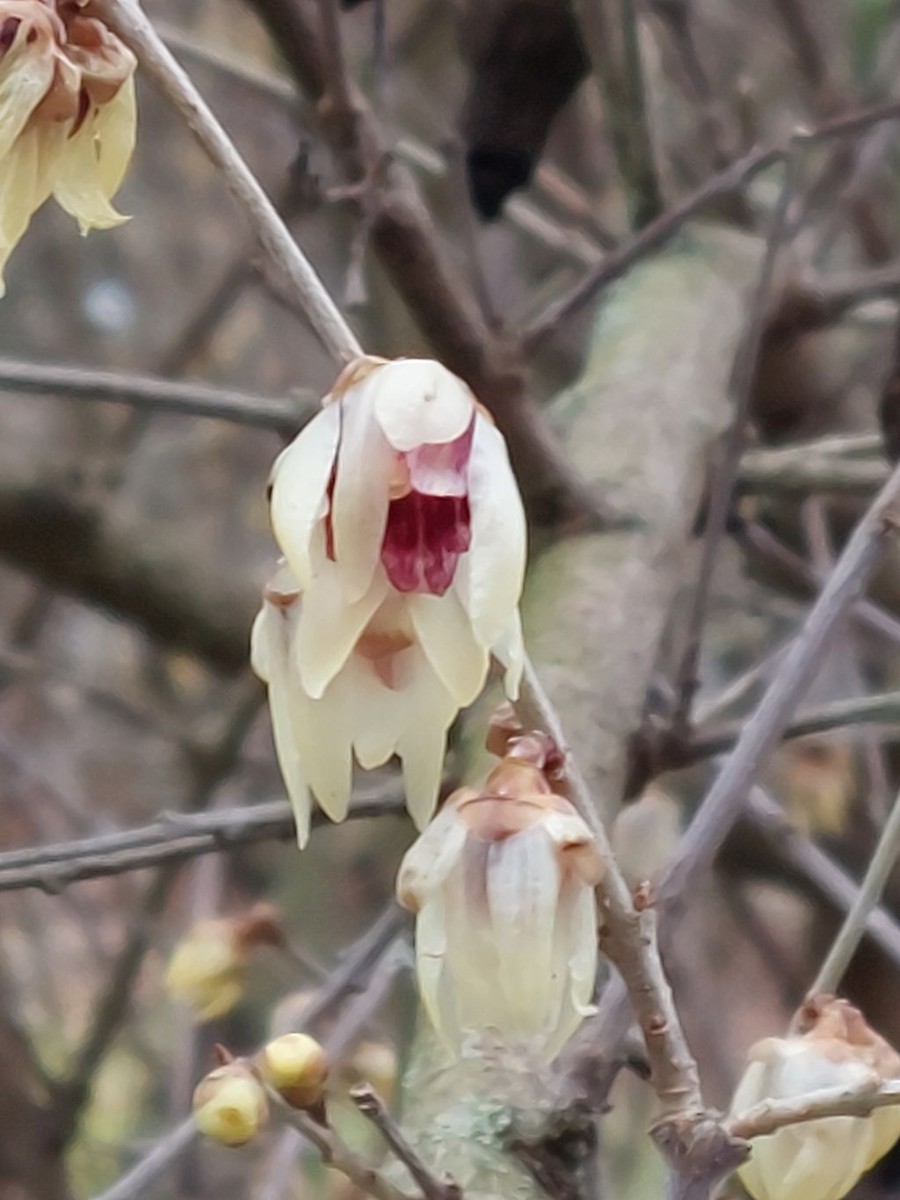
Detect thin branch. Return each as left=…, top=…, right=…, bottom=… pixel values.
left=323, top=938, right=409, bottom=1061
left=244, top=0, right=606, bottom=526
left=92, top=0, right=363, bottom=365
left=688, top=689, right=900, bottom=762
left=672, top=156, right=799, bottom=729
left=582, top=458, right=900, bottom=1090
left=518, top=656, right=705, bottom=1122
left=727, top=1078, right=900, bottom=1141
left=278, top=1103, right=417, bottom=1200
left=809, top=780, right=900, bottom=994
left=521, top=98, right=900, bottom=348
left=93, top=911, right=408, bottom=1200
left=663, top=461, right=900, bottom=900
left=574, top=0, right=663, bottom=228
left=53, top=868, right=177, bottom=1138
left=737, top=450, right=887, bottom=496
left=735, top=519, right=900, bottom=648
left=745, top=787, right=900, bottom=972
left=0, top=795, right=406, bottom=894
left=350, top=1084, right=461, bottom=1200
left=92, top=1116, right=197, bottom=1200
left=0, top=358, right=311, bottom=432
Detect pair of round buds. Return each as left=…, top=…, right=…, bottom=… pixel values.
left=193, top=1033, right=328, bottom=1147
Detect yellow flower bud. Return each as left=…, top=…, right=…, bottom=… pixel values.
left=193, top=1063, right=268, bottom=1147
left=165, top=907, right=285, bottom=1022
left=165, top=920, right=245, bottom=1022
left=260, top=1033, right=328, bottom=1108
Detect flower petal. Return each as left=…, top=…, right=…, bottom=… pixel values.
left=491, top=610, right=524, bottom=700
left=270, top=401, right=341, bottom=590
left=485, top=829, right=560, bottom=1038
left=250, top=602, right=313, bottom=848
left=396, top=653, right=457, bottom=829
left=51, top=76, right=137, bottom=232
left=456, top=415, right=526, bottom=649
left=294, top=566, right=387, bottom=699
left=414, top=895, right=451, bottom=1045
left=0, top=126, right=51, bottom=294
left=0, top=15, right=56, bottom=161
left=396, top=803, right=469, bottom=911
left=372, top=359, right=474, bottom=451
left=291, top=668, right=354, bottom=823
left=408, top=591, right=488, bottom=707
left=331, top=380, right=394, bottom=601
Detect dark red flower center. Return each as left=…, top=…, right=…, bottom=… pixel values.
left=381, top=493, right=471, bottom=595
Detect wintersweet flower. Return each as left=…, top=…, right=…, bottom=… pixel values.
left=396, top=746, right=602, bottom=1060
left=253, top=356, right=527, bottom=845
left=731, top=995, right=900, bottom=1200
left=0, top=0, right=137, bottom=293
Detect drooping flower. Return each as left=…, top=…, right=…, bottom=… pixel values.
left=396, top=735, right=602, bottom=1061
left=252, top=357, right=527, bottom=845
left=0, top=0, right=137, bottom=293
left=731, top=995, right=900, bottom=1200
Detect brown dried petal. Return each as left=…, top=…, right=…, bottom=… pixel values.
left=59, top=14, right=134, bottom=105
left=793, top=994, right=900, bottom=1081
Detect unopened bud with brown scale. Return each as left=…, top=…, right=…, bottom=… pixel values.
left=397, top=719, right=602, bottom=1062
left=165, top=904, right=286, bottom=1022
left=732, top=995, right=900, bottom=1200
left=259, top=1033, right=328, bottom=1109
left=193, top=1059, right=269, bottom=1147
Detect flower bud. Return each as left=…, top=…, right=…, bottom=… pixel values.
left=731, top=996, right=900, bottom=1200
left=165, top=907, right=284, bottom=1022
left=397, top=751, right=602, bottom=1061
left=260, top=1033, right=328, bottom=1108
left=193, top=1062, right=269, bottom=1147
left=165, top=920, right=244, bottom=1021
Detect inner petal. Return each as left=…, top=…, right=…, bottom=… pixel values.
left=381, top=492, right=471, bottom=595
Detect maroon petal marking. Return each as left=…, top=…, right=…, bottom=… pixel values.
left=381, top=493, right=471, bottom=595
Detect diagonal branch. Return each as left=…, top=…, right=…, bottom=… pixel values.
left=809, top=779, right=900, bottom=995
left=580, top=455, right=900, bottom=1095
left=92, top=0, right=363, bottom=365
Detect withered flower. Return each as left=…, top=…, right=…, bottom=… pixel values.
left=396, top=740, right=602, bottom=1061
left=732, top=995, right=900, bottom=1200
left=0, top=0, right=136, bottom=292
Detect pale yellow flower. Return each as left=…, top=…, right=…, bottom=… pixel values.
left=397, top=755, right=602, bottom=1061
left=732, top=996, right=900, bottom=1200
left=252, top=357, right=527, bottom=846
left=0, top=0, right=136, bottom=293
